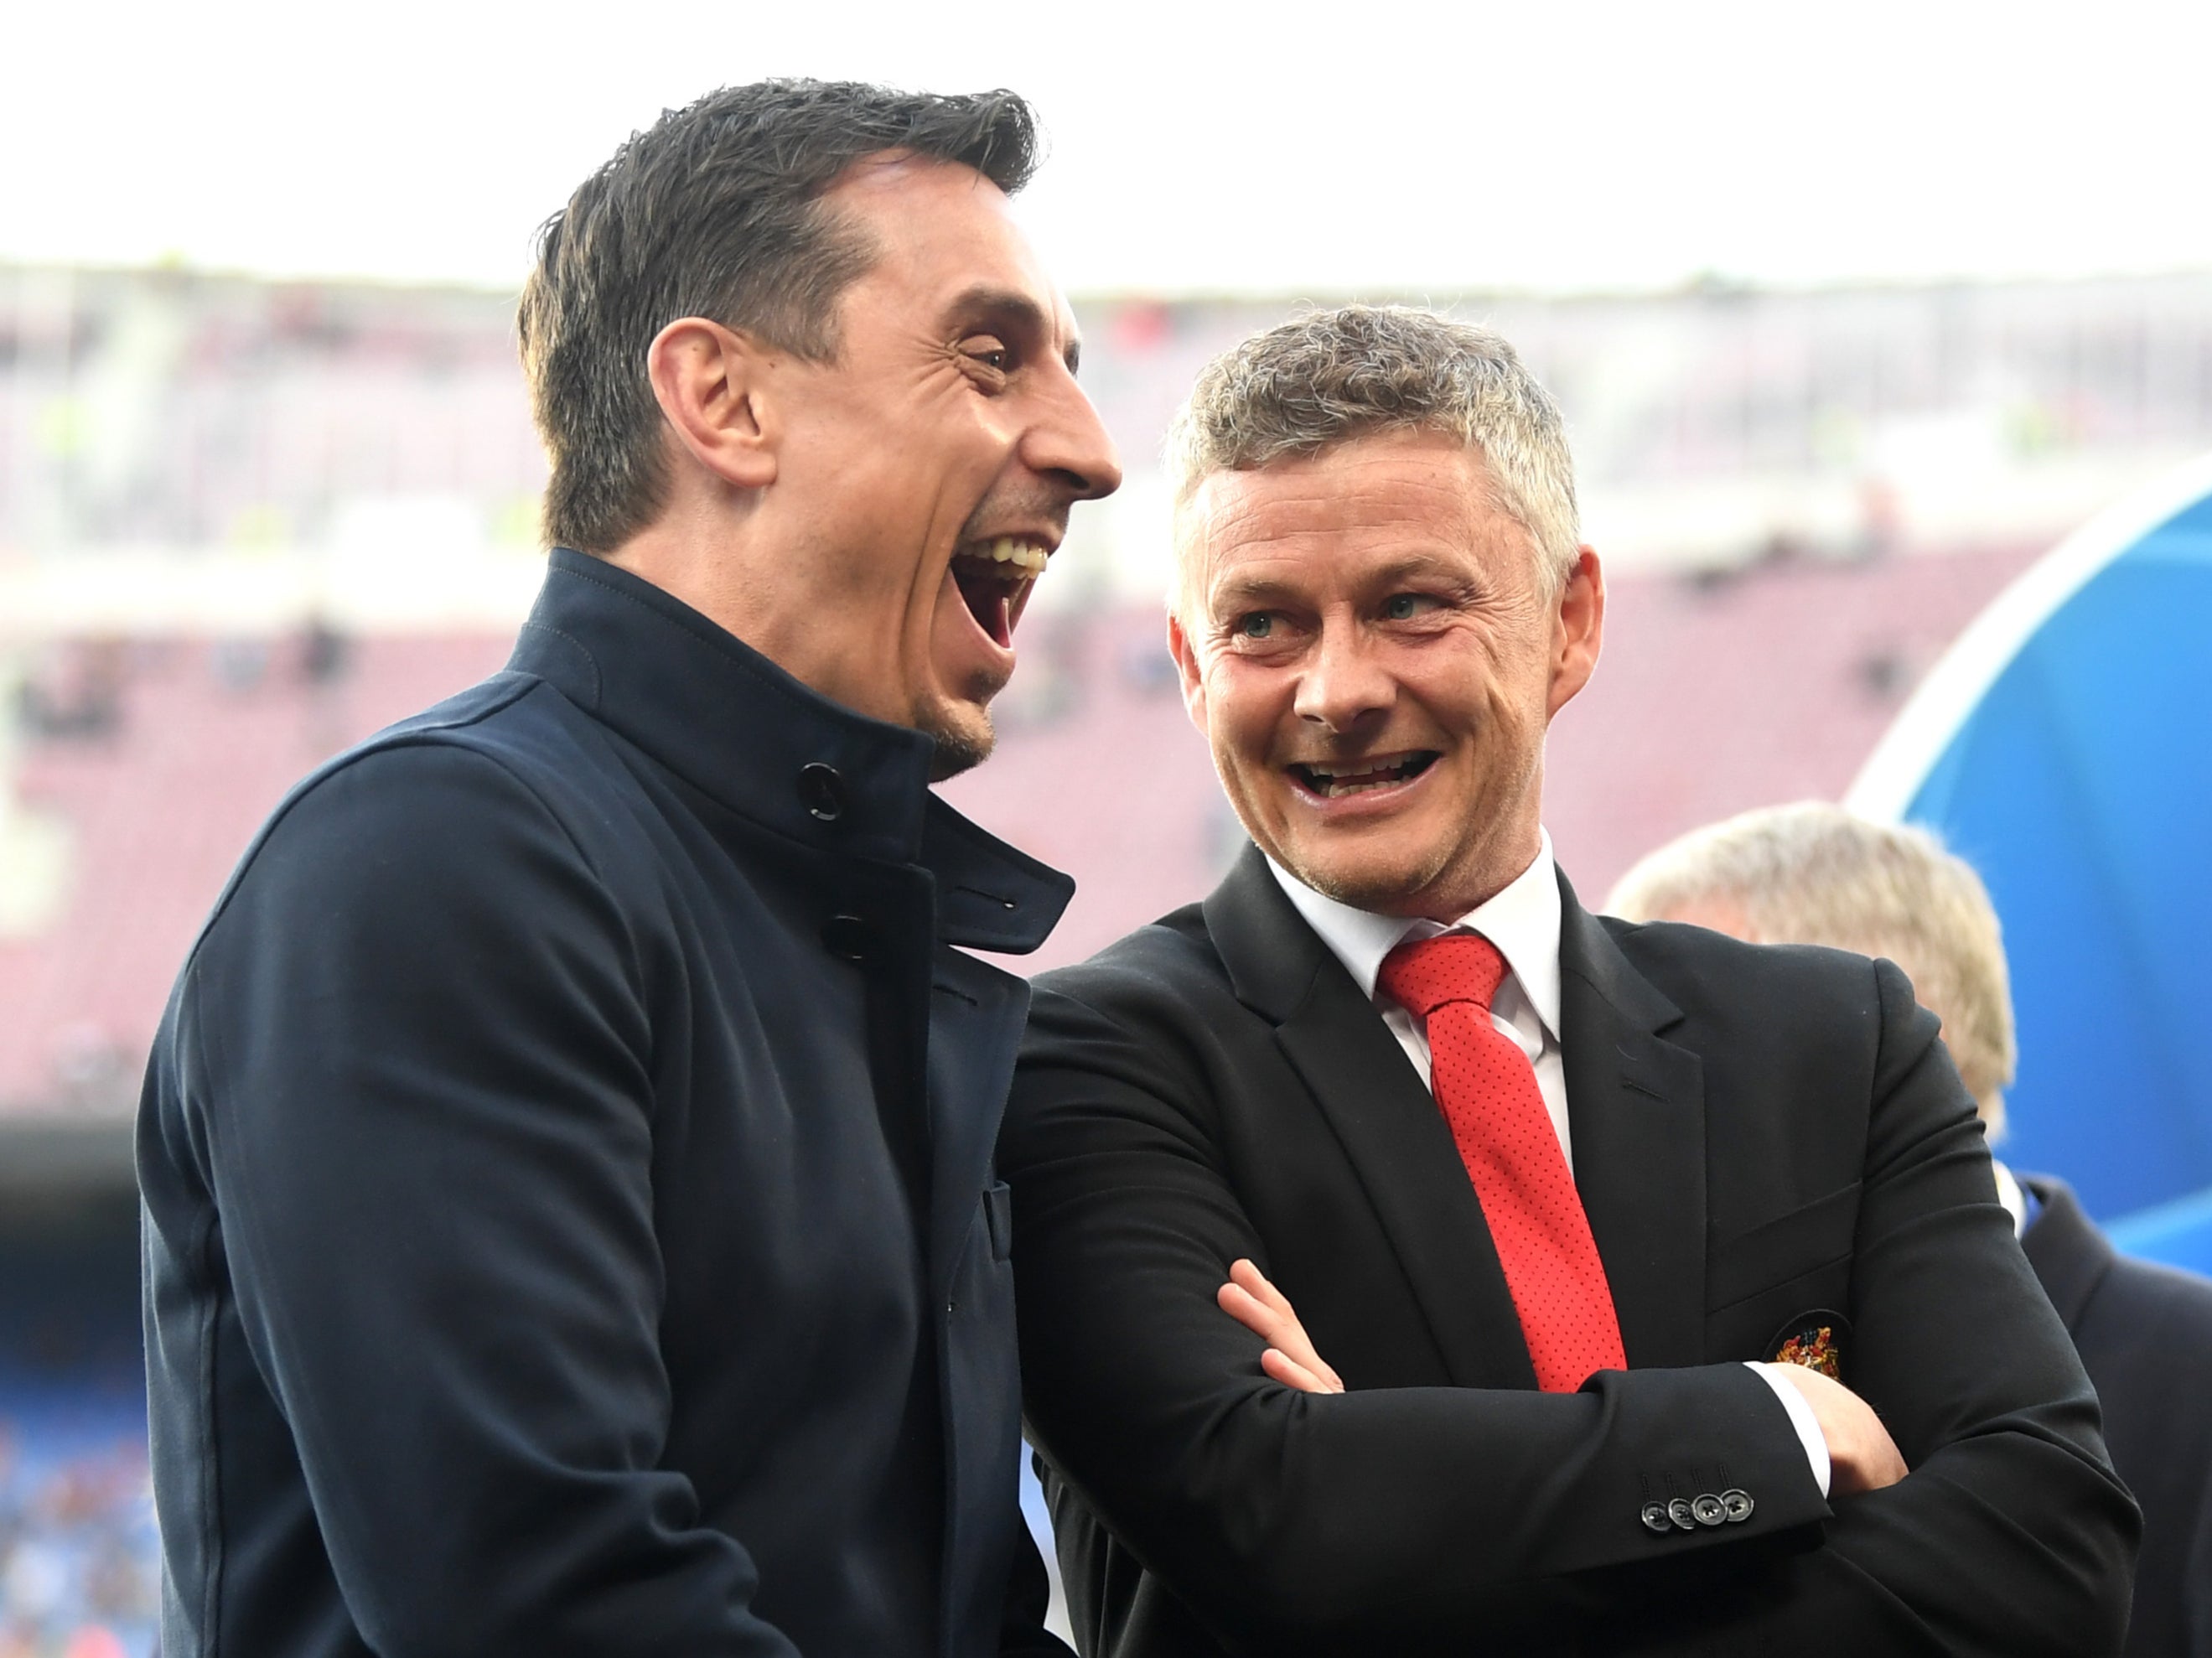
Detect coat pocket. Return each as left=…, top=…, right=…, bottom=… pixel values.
left=983, top=1179, right=1014, bottom=1263
left=1707, top=1181, right=1861, bottom=1313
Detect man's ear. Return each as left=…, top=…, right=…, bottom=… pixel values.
left=645, top=317, right=778, bottom=492
left=1545, top=546, right=1606, bottom=719
left=1168, top=611, right=1211, bottom=738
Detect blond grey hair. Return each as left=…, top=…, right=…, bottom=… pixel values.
left=1606, top=802, right=2018, bottom=1135
left=1164, top=305, right=1580, bottom=619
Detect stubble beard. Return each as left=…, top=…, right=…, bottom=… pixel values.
left=924, top=703, right=997, bottom=782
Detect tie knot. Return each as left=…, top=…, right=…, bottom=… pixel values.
left=1377, top=930, right=1508, bottom=1020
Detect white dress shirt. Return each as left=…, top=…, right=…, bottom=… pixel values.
left=1265, top=831, right=1832, bottom=1495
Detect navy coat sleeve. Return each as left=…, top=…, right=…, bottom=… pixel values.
left=174, top=741, right=802, bottom=1655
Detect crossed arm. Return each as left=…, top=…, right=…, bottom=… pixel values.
left=1007, top=964, right=2138, bottom=1656
left=1218, top=1259, right=1909, bottom=1495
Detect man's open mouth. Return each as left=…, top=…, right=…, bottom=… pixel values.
left=951, top=537, right=1049, bottom=649
left=1287, top=753, right=1440, bottom=800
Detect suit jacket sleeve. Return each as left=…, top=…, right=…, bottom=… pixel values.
left=1003, top=955, right=2137, bottom=1657
left=175, top=744, right=802, bottom=1655
left=1003, top=978, right=1829, bottom=1655
left=1703, top=958, right=2137, bottom=1656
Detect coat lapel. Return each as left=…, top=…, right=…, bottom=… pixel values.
left=1556, top=875, right=1710, bottom=1370
left=1204, top=849, right=1538, bottom=1391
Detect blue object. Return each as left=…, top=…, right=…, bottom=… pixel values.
left=2106, top=1184, right=2212, bottom=1277
left=1849, top=454, right=2212, bottom=1268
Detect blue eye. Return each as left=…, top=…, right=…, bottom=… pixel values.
left=1383, top=593, right=1434, bottom=620
left=1237, top=613, right=1274, bottom=639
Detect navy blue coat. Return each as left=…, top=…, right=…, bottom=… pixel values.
left=2022, top=1174, right=2212, bottom=1658
left=139, top=548, right=1075, bottom=1657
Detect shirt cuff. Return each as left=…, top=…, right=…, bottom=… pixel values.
left=1745, top=1360, right=1831, bottom=1497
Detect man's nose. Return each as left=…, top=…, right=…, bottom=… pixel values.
left=1292, top=620, right=1393, bottom=733
left=1027, top=373, right=1122, bottom=502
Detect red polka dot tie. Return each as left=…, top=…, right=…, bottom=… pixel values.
left=1379, top=931, right=1626, bottom=1391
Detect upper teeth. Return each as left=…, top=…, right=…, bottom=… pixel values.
left=1303, top=759, right=1406, bottom=780
left=966, top=536, right=1049, bottom=576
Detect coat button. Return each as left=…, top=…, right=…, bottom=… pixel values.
left=821, top=914, right=872, bottom=960
left=1665, top=1497, right=1698, bottom=1531
left=1691, top=1494, right=1728, bottom=1527
left=1720, top=1488, right=1754, bottom=1523
left=1640, top=1502, right=1673, bottom=1535
left=797, top=762, right=846, bottom=822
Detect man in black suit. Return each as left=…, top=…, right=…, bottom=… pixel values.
left=1000, top=306, right=2137, bottom=1655
left=138, top=82, right=1118, bottom=1655
left=1611, top=801, right=2212, bottom=1656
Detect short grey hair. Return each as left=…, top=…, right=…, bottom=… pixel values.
left=1165, top=305, right=1580, bottom=618
left=1606, top=801, right=2018, bottom=1135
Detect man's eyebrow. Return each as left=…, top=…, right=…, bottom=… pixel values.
left=946, top=284, right=1082, bottom=373
left=1206, top=572, right=1305, bottom=613
left=1365, top=551, right=1478, bottom=587
left=1206, top=551, right=1476, bottom=615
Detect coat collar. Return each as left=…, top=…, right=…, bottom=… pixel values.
left=510, top=548, right=1071, bottom=953
left=1203, top=844, right=1709, bottom=1380
left=2017, top=1173, right=2117, bottom=1329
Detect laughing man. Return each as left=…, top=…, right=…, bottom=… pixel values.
left=1000, top=305, right=2135, bottom=1655
left=139, top=81, right=1117, bottom=1657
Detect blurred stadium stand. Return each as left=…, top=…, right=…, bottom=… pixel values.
left=0, top=1141, right=148, bottom=1655
left=3, top=260, right=2210, bottom=1645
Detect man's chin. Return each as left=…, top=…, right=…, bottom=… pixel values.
left=922, top=703, right=996, bottom=782
left=1268, top=829, right=1446, bottom=916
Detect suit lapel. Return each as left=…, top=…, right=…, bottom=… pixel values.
left=1556, top=875, right=1709, bottom=1370
left=1205, top=849, right=1538, bottom=1391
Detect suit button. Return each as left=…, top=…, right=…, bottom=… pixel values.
left=1691, top=1494, right=1728, bottom=1527
left=1665, top=1497, right=1698, bottom=1531
left=821, top=914, right=872, bottom=960
left=797, top=762, right=847, bottom=822
left=1640, top=1502, right=1673, bottom=1535
left=1720, top=1488, right=1754, bottom=1523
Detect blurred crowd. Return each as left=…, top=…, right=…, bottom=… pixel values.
left=0, top=1421, right=157, bottom=1658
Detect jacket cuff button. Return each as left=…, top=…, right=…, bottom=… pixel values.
left=1721, top=1488, right=1754, bottom=1523
left=1640, top=1502, right=1673, bottom=1534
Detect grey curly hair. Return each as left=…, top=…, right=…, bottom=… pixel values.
left=1606, top=802, right=2018, bottom=1136
left=1165, top=305, right=1581, bottom=618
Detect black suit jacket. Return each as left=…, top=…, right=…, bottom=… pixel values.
left=140, top=551, right=1072, bottom=1657
left=2022, top=1174, right=2212, bottom=1658
left=1002, top=847, right=2137, bottom=1656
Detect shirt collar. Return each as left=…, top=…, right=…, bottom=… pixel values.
left=1264, top=829, right=1563, bottom=1039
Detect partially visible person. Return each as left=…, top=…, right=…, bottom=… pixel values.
left=139, top=80, right=1118, bottom=1657
left=1609, top=800, right=2212, bottom=1658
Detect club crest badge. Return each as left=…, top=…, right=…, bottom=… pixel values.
left=1765, top=1309, right=1851, bottom=1381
